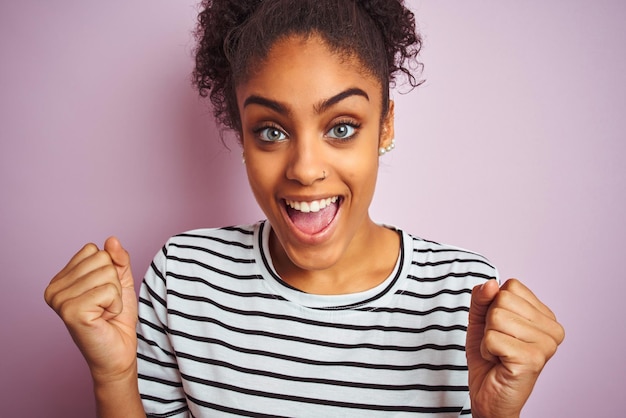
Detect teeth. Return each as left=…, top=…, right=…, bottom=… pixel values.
left=286, top=197, right=338, bottom=213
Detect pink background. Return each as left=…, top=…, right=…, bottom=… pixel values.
left=1, top=1, right=624, bottom=416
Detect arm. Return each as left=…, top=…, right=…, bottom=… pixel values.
left=44, top=237, right=144, bottom=418
left=93, top=363, right=144, bottom=418
left=135, top=243, right=190, bottom=417
left=466, top=279, right=565, bottom=418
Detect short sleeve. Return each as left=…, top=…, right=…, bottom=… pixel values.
left=137, top=243, right=190, bottom=418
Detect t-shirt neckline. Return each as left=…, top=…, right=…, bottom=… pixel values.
left=254, top=220, right=410, bottom=310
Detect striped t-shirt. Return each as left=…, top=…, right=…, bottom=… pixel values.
left=137, top=220, right=497, bottom=417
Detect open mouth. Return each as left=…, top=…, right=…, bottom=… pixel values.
left=284, top=196, right=341, bottom=235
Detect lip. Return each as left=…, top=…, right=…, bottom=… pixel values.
left=278, top=196, right=343, bottom=244
left=285, top=196, right=339, bottom=213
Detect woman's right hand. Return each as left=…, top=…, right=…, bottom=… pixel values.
left=44, top=237, right=138, bottom=384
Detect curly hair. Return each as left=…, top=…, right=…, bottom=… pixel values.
left=193, top=0, right=423, bottom=136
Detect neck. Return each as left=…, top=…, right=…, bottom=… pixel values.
left=269, top=220, right=400, bottom=295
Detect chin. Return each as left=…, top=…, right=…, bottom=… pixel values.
left=281, top=240, right=344, bottom=272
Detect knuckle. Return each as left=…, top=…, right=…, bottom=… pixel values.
left=479, top=335, right=491, bottom=354
left=103, top=281, right=121, bottom=296
left=487, top=306, right=507, bottom=326
left=81, top=242, right=99, bottom=254
left=545, top=328, right=564, bottom=354
left=48, top=291, right=62, bottom=311
left=58, top=299, right=77, bottom=320
left=556, top=323, right=566, bottom=344
left=543, top=307, right=557, bottom=321
left=482, top=329, right=497, bottom=347
left=506, top=348, right=545, bottom=378
left=494, top=288, right=513, bottom=305
left=75, top=243, right=100, bottom=262
left=508, top=277, right=522, bottom=287
left=45, top=286, right=68, bottom=312
left=479, top=331, right=499, bottom=361
left=43, top=286, right=54, bottom=306
left=94, top=250, right=113, bottom=265
left=546, top=339, right=559, bottom=358
left=97, top=281, right=122, bottom=305
left=99, top=264, right=120, bottom=283
left=545, top=317, right=565, bottom=344
left=502, top=278, right=521, bottom=291
left=99, top=261, right=116, bottom=274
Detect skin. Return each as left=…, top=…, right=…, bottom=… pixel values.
left=44, top=34, right=564, bottom=418
left=44, top=237, right=143, bottom=418
left=236, top=34, right=399, bottom=294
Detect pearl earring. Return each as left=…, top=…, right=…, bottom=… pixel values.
left=378, top=139, right=395, bottom=156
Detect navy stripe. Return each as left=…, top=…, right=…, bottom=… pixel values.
left=142, top=279, right=167, bottom=308
left=174, top=232, right=253, bottom=250
left=136, top=222, right=494, bottom=416
left=166, top=271, right=273, bottom=295
left=166, top=254, right=261, bottom=281
left=168, top=242, right=255, bottom=264
left=412, top=257, right=494, bottom=269
left=175, top=351, right=467, bottom=392
left=396, top=287, right=472, bottom=299
left=183, top=375, right=465, bottom=413
left=137, top=352, right=179, bottom=370
left=137, top=333, right=175, bottom=358
left=167, top=288, right=466, bottom=332
left=169, top=329, right=466, bottom=371
left=166, top=322, right=465, bottom=353
left=407, top=271, right=496, bottom=282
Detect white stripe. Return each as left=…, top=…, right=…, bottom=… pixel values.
left=138, top=221, right=496, bottom=417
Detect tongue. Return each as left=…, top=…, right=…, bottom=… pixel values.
left=287, top=201, right=338, bottom=235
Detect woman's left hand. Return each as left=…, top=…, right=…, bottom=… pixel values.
left=466, top=278, right=565, bottom=418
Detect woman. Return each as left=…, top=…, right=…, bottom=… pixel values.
left=44, top=0, right=564, bottom=416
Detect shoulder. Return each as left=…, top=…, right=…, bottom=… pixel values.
left=146, top=222, right=262, bottom=275
left=398, top=228, right=499, bottom=284
left=410, top=234, right=495, bottom=267
left=164, top=223, right=259, bottom=253
left=144, top=222, right=264, bottom=289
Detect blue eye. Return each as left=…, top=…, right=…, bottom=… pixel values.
left=257, top=127, right=287, bottom=142
left=327, top=123, right=357, bottom=139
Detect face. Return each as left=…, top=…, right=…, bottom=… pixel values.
left=236, top=34, right=394, bottom=273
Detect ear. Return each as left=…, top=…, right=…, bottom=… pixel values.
left=379, top=99, right=395, bottom=149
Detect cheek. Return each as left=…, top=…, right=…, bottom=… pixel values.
left=246, top=163, right=267, bottom=191
left=340, top=150, right=379, bottom=183
left=245, top=155, right=281, bottom=195
left=245, top=165, right=276, bottom=216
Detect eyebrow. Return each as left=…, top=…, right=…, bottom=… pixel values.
left=243, top=95, right=289, bottom=115
left=315, top=87, right=369, bottom=113
left=242, top=87, right=369, bottom=116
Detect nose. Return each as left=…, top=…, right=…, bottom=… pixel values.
left=285, top=134, right=326, bottom=186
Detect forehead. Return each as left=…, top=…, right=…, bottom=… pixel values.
left=236, top=34, right=383, bottom=109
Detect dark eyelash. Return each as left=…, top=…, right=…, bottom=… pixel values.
left=335, top=119, right=361, bottom=129
left=252, top=122, right=284, bottom=134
